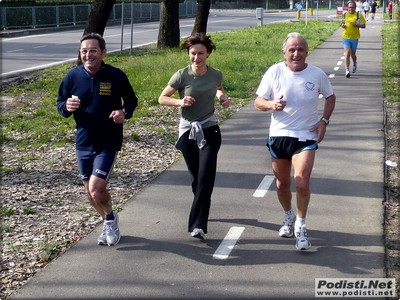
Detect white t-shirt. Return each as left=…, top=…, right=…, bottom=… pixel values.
left=356, top=1, right=364, bottom=11
left=256, top=61, right=334, bottom=141
left=363, top=1, right=371, bottom=11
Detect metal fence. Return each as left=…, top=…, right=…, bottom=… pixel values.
left=1, top=1, right=197, bottom=30
left=211, top=0, right=346, bottom=10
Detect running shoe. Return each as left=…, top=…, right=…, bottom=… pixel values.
left=105, top=212, right=120, bottom=246
left=345, top=69, right=351, bottom=78
left=97, top=222, right=107, bottom=245
left=352, top=63, right=357, bottom=73
left=295, top=224, right=311, bottom=250
left=278, top=212, right=296, bottom=238
left=191, top=228, right=205, bottom=240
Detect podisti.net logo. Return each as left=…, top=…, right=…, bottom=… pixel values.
left=315, top=278, right=396, bottom=297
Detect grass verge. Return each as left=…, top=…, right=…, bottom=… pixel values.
left=381, top=22, right=400, bottom=103
left=0, top=20, right=339, bottom=152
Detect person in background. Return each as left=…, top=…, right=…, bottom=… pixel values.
left=370, top=0, right=378, bottom=20
left=356, top=0, right=364, bottom=12
left=254, top=32, right=336, bottom=250
left=158, top=33, right=230, bottom=241
left=362, top=0, right=371, bottom=20
left=57, top=33, right=138, bottom=247
left=341, top=0, right=366, bottom=78
left=387, top=0, right=393, bottom=20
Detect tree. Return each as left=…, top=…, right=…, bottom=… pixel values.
left=78, top=0, right=116, bottom=65
left=83, top=0, right=116, bottom=36
left=191, top=0, right=211, bottom=35
left=157, top=0, right=180, bottom=48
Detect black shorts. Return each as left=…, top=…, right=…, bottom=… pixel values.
left=267, top=136, right=318, bottom=161
left=76, top=150, right=118, bottom=181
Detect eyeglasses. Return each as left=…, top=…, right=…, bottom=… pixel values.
left=79, top=48, right=100, bottom=55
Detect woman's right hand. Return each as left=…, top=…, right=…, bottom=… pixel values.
left=180, top=96, right=196, bottom=107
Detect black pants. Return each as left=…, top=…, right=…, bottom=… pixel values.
left=176, top=125, right=221, bottom=234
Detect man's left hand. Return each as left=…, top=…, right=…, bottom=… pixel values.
left=109, top=110, right=125, bottom=124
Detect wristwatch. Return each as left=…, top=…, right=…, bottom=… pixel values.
left=321, top=117, right=330, bottom=125
left=122, top=108, right=127, bottom=116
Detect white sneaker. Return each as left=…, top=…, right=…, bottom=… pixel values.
left=295, top=224, right=311, bottom=250
left=278, top=212, right=296, bottom=238
left=105, top=212, right=120, bottom=246
left=97, top=223, right=107, bottom=245
left=352, top=63, right=357, bottom=73
left=191, top=228, right=205, bottom=240
left=345, top=69, right=351, bottom=78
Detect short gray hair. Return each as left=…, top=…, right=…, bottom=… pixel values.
left=282, top=32, right=309, bottom=52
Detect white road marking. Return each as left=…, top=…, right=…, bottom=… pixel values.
left=33, top=45, right=47, bottom=49
left=334, top=66, right=339, bottom=71
left=213, top=226, right=245, bottom=260
left=253, top=175, right=275, bottom=198
left=7, top=49, right=24, bottom=53
left=329, top=74, right=335, bottom=78
left=337, top=61, right=342, bottom=65
left=1, top=59, right=77, bottom=77
left=1, top=43, right=154, bottom=77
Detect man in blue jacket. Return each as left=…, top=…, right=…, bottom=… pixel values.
left=57, top=33, right=138, bottom=247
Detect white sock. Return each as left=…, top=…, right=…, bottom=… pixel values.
left=284, top=209, right=295, bottom=217
left=295, top=217, right=306, bottom=228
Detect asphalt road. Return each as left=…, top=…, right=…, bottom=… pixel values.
left=0, top=10, right=336, bottom=77
left=9, top=11, right=389, bottom=300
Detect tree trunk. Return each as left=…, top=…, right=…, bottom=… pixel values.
left=157, top=0, right=180, bottom=49
left=77, top=0, right=116, bottom=65
left=191, top=0, right=211, bottom=35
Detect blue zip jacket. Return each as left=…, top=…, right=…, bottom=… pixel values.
left=57, top=62, right=138, bottom=152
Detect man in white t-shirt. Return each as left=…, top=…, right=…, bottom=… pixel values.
left=363, top=0, right=371, bottom=20
left=254, top=32, right=336, bottom=250
left=356, top=0, right=364, bottom=12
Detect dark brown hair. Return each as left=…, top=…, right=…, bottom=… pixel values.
left=80, top=32, right=106, bottom=50
left=180, top=33, right=216, bottom=54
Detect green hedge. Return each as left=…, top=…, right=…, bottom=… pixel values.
left=0, top=0, right=171, bottom=8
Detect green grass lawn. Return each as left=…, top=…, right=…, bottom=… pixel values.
left=0, top=19, right=398, bottom=152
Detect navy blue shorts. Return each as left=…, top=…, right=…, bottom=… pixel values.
left=76, top=150, right=118, bottom=181
left=267, top=136, right=318, bottom=161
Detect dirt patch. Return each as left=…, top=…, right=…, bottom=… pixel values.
left=383, top=102, right=400, bottom=299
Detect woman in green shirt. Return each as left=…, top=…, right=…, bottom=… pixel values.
left=159, top=33, right=230, bottom=240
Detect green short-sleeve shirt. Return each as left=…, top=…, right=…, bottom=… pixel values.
left=168, top=65, right=222, bottom=128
